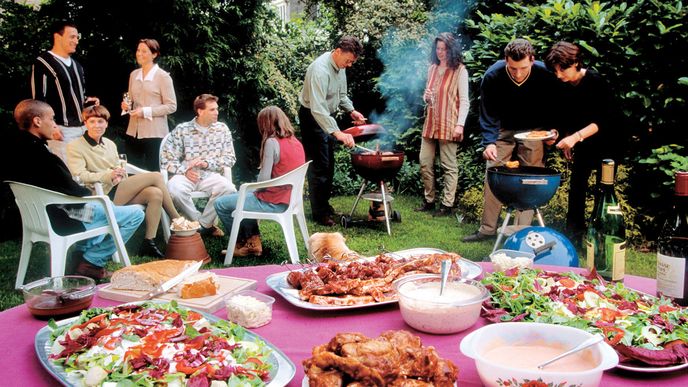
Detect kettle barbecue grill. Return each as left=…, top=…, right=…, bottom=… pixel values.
left=340, top=124, right=404, bottom=235
left=487, top=165, right=561, bottom=252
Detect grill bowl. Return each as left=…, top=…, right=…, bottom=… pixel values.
left=351, top=151, right=405, bottom=182
left=487, top=166, right=561, bottom=210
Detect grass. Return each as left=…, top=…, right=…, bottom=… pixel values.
left=0, top=194, right=656, bottom=311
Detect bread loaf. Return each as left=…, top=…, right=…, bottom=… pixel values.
left=110, top=260, right=194, bottom=291
left=178, top=272, right=219, bottom=299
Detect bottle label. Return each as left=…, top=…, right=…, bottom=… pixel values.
left=657, top=253, right=686, bottom=298
left=611, top=240, right=626, bottom=281
left=606, top=205, right=623, bottom=215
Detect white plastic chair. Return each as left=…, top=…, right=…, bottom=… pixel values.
left=7, top=181, right=131, bottom=289
left=93, top=162, right=171, bottom=242
left=159, top=132, right=234, bottom=203
left=224, top=161, right=311, bottom=265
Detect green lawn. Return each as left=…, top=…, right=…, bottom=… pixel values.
left=0, top=194, right=656, bottom=311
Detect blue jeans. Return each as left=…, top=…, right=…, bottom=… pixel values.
left=79, top=203, right=144, bottom=267
left=214, top=192, right=287, bottom=241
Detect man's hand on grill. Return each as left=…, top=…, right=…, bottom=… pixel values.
left=333, top=131, right=355, bottom=148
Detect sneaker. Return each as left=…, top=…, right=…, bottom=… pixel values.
left=75, top=260, right=112, bottom=281
left=200, top=225, right=225, bottom=238
left=414, top=201, right=435, bottom=212
left=462, top=231, right=495, bottom=243
left=139, top=238, right=164, bottom=258
left=433, top=204, right=453, bottom=217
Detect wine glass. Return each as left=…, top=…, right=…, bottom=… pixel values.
left=122, top=92, right=132, bottom=114
left=118, top=154, right=128, bottom=179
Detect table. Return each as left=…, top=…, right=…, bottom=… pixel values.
left=1, top=263, right=686, bottom=386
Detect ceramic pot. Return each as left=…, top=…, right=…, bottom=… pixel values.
left=165, top=233, right=211, bottom=264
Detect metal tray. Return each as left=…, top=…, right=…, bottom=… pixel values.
left=35, top=303, right=295, bottom=386
left=266, top=248, right=482, bottom=311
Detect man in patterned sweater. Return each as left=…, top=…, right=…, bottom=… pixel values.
left=161, top=94, right=236, bottom=237
left=31, top=20, right=99, bottom=161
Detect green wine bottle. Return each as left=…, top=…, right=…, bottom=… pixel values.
left=586, top=159, right=626, bottom=281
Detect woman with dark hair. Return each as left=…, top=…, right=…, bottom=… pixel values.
left=416, top=32, right=470, bottom=216
left=67, top=105, right=184, bottom=258
left=121, top=38, right=177, bottom=172
left=545, top=41, right=619, bottom=241
left=215, top=106, right=306, bottom=257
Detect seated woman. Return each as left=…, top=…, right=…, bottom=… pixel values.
left=67, top=105, right=183, bottom=258
left=215, top=106, right=306, bottom=257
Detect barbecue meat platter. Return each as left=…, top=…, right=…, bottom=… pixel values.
left=266, top=248, right=482, bottom=310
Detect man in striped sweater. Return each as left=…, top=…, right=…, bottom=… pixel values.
left=31, top=20, right=99, bottom=161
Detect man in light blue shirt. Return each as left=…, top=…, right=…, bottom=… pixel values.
left=298, top=36, right=366, bottom=226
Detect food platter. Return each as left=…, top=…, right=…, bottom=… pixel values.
left=302, top=376, right=458, bottom=386
left=34, top=302, right=295, bottom=386
left=266, top=248, right=482, bottom=311
left=617, top=361, right=688, bottom=373
left=514, top=130, right=556, bottom=141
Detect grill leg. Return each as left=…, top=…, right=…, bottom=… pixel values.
left=349, top=180, right=367, bottom=217
left=534, top=207, right=545, bottom=226
left=492, top=208, right=512, bottom=252
left=380, top=181, right=392, bottom=235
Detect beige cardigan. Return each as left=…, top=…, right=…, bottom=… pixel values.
left=125, top=66, right=177, bottom=139
left=66, top=136, right=120, bottom=194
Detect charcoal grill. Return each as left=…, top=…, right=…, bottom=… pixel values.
left=487, top=165, right=561, bottom=252
left=340, top=125, right=404, bottom=235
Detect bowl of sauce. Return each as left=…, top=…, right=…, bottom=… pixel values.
left=22, top=276, right=96, bottom=319
left=394, top=274, right=488, bottom=334
left=460, top=322, right=619, bottom=387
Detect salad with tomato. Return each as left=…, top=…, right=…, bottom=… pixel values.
left=47, top=302, right=273, bottom=386
left=481, top=269, right=688, bottom=367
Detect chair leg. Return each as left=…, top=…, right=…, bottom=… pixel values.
left=224, top=216, right=243, bottom=266
left=280, top=216, right=301, bottom=264
left=49, top=240, right=69, bottom=279
left=295, top=209, right=309, bottom=257
left=161, top=211, right=171, bottom=242
left=15, top=235, right=34, bottom=289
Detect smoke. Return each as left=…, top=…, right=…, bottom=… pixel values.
left=370, top=0, right=471, bottom=141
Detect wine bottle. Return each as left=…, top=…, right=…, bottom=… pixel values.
left=656, top=171, right=688, bottom=306
left=586, top=159, right=626, bottom=281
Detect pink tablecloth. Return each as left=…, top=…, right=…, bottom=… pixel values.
left=1, top=263, right=686, bottom=386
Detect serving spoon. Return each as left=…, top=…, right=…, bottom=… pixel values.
left=537, top=334, right=604, bottom=370
left=439, top=260, right=451, bottom=296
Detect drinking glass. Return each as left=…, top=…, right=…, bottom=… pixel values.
left=122, top=92, right=132, bottom=114
left=118, top=154, right=128, bottom=179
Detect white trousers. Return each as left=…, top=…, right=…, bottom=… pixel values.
left=167, top=172, right=235, bottom=228
left=48, top=125, right=86, bottom=162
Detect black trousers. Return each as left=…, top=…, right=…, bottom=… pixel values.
left=299, top=106, right=335, bottom=220
left=126, top=136, right=163, bottom=172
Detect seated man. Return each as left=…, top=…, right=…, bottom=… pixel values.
left=161, top=94, right=236, bottom=237
left=5, top=100, right=144, bottom=280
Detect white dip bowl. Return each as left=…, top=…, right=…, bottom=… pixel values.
left=460, top=322, right=619, bottom=387
left=394, top=274, right=488, bottom=334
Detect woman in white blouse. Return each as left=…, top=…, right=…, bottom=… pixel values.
left=121, top=38, right=177, bottom=172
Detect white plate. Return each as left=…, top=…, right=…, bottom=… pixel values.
left=514, top=130, right=555, bottom=141
left=616, top=361, right=688, bottom=373
left=266, top=248, right=482, bottom=311
left=35, top=302, right=295, bottom=386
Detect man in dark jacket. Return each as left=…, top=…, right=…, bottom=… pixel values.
left=5, top=100, right=143, bottom=280
left=463, top=38, right=558, bottom=242
left=31, top=20, right=99, bottom=161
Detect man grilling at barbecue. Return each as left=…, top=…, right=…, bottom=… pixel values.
left=298, top=36, right=367, bottom=226
left=463, top=38, right=559, bottom=242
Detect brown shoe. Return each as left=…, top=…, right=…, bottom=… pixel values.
left=75, top=260, right=112, bottom=280
left=245, top=235, right=263, bottom=256
left=316, top=215, right=336, bottom=227
left=414, top=201, right=435, bottom=212
left=200, top=225, right=225, bottom=238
